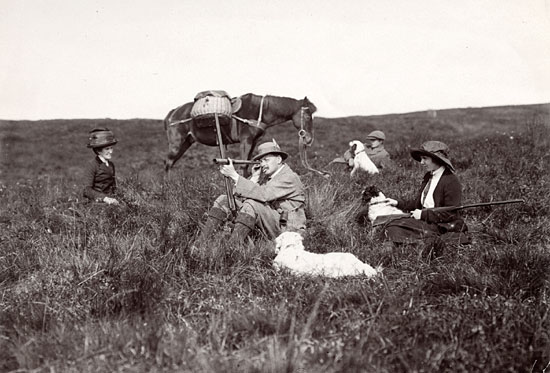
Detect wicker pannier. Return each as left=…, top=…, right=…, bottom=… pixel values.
left=190, top=90, right=233, bottom=119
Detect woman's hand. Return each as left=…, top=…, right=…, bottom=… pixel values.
left=220, top=159, right=239, bottom=182
left=411, top=209, right=422, bottom=220
left=386, top=198, right=398, bottom=206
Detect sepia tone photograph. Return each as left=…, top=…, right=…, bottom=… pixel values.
left=1, top=1, right=549, bottom=371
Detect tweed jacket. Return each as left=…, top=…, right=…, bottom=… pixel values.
left=366, top=146, right=393, bottom=169
left=397, top=168, right=462, bottom=224
left=234, top=164, right=306, bottom=229
left=83, top=157, right=117, bottom=201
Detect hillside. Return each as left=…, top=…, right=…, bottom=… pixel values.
left=1, top=103, right=548, bottom=187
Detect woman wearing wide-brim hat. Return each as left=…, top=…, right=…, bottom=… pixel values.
left=83, top=128, right=120, bottom=205
left=383, top=140, right=469, bottom=248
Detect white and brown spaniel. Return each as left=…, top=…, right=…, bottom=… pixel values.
left=349, top=140, right=379, bottom=176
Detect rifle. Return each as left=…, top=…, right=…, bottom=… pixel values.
left=213, top=113, right=238, bottom=216
left=213, top=158, right=260, bottom=166
left=372, top=199, right=525, bottom=227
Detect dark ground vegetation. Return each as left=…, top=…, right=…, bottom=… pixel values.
left=1, top=104, right=549, bottom=372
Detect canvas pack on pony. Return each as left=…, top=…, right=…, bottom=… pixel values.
left=190, top=90, right=233, bottom=120
left=189, top=90, right=240, bottom=145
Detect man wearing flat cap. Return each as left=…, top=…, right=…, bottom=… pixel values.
left=197, top=139, right=306, bottom=245
left=342, top=130, right=393, bottom=170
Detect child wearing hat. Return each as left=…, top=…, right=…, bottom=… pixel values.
left=364, top=130, right=393, bottom=169
left=383, top=140, right=468, bottom=246
left=83, top=128, right=120, bottom=205
left=196, top=139, right=306, bottom=245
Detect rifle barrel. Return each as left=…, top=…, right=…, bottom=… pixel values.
left=372, top=199, right=525, bottom=227
left=458, top=199, right=525, bottom=209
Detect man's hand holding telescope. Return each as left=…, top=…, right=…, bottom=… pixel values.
left=215, top=158, right=262, bottom=184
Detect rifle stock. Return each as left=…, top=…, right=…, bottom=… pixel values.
left=372, top=199, right=524, bottom=227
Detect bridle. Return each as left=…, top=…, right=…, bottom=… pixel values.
left=298, top=106, right=330, bottom=178
left=298, top=106, right=310, bottom=142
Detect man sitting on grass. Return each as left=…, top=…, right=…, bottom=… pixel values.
left=196, top=140, right=306, bottom=246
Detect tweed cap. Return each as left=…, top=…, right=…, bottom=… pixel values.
left=365, top=130, right=386, bottom=141
left=252, top=140, right=288, bottom=161
left=87, top=128, right=118, bottom=148
left=410, top=140, right=455, bottom=172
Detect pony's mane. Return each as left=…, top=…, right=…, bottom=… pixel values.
left=241, top=93, right=317, bottom=117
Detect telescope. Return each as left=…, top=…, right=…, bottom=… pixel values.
left=213, top=158, right=261, bottom=166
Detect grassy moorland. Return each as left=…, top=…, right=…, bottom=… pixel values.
left=1, top=104, right=549, bottom=372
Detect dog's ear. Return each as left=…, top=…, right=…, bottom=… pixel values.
left=361, top=185, right=378, bottom=202
left=349, top=143, right=357, bottom=156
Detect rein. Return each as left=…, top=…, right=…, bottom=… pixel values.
left=298, top=107, right=331, bottom=178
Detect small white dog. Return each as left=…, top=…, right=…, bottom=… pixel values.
left=361, top=185, right=406, bottom=223
left=349, top=140, right=379, bottom=176
left=273, top=231, right=380, bottom=278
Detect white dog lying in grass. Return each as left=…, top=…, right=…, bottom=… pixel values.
left=349, top=140, right=379, bottom=177
left=274, top=231, right=380, bottom=278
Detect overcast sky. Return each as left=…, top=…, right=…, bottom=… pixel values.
left=1, top=0, right=549, bottom=120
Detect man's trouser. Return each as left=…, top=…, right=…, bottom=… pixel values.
left=213, top=194, right=281, bottom=239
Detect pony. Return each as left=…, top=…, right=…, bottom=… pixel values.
left=163, top=93, right=317, bottom=176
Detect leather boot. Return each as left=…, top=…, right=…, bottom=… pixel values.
left=229, top=212, right=256, bottom=245
left=197, top=207, right=227, bottom=242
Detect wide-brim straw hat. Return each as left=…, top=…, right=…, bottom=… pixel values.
left=252, top=140, right=288, bottom=161
left=410, top=140, right=455, bottom=172
left=87, top=128, right=118, bottom=148
left=365, top=130, right=386, bottom=141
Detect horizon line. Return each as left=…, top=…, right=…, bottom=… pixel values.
left=1, top=102, right=548, bottom=122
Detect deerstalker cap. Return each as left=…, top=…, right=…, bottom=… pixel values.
left=252, top=140, right=288, bottom=161
left=365, top=130, right=386, bottom=141
left=410, top=140, right=455, bottom=172
left=87, top=128, right=118, bottom=148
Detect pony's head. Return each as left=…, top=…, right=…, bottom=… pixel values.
left=293, top=96, right=316, bottom=146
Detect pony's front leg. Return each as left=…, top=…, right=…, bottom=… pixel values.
left=165, top=126, right=195, bottom=175
left=239, top=137, right=256, bottom=177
